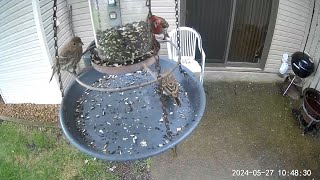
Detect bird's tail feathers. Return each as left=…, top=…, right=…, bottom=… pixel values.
left=49, top=67, right=56, bottom=83
left=174, top=97, right=181, bottom=107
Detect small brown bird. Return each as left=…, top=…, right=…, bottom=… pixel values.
left=142, top=64, right=181, bottom=106
left=49, top=36, right=83, bottom=82
left=162, top=74, right=181, bottom=106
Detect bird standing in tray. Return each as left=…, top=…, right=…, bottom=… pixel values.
left=49, top=37, right=83, bottom=82
left=162, top=74, right=181, bottom=107
left=149, top=15, right=169, bottom=39
left=142, top=64, right=181, bottom=106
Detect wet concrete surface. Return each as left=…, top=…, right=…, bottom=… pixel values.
left=151, top=82, right=320, bottom=180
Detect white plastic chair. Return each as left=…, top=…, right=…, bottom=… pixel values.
left=167, top=27, right=206, bottom=84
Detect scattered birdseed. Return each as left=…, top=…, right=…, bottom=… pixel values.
left=109, top=166, right=116, bottom=172
left=140, top=140, right=147, bottom=147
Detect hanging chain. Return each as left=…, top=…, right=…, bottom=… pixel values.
left=175, top=0, right=185, bottom=75
left=146, top=0, right=152, bottom=18
left=53, top=0, right=64, bottom=97
left=175, top=0, right=180, bottom=50
left=147, top=0, right=172, bottom=139
left=155, top=54, right=172, bottom=140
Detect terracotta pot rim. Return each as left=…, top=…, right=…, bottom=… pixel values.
left=303, top=88, right=320, bottom=120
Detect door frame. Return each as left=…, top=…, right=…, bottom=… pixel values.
left=180, top=0, right=279, bottom=69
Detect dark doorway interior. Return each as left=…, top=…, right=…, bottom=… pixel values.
left=186, top=0, right=233, bottom=63
left=186, top=0, right=275, bottom=67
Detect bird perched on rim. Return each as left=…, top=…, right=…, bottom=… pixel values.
left=161, top=73, right=181, bottom=106
left=149, top=15, right=169, bottom=39
left=49, top=36, right=83, bottom=82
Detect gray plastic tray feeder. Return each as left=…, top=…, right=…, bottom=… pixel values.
left=59, top=57, right=206, bottom=161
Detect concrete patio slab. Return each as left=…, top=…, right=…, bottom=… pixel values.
left=151, top=82, right=320, bottom=180
left=204, top=71, right=283, bottom=83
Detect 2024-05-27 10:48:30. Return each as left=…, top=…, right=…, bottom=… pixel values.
left=232, top=169, right=312, bottom=177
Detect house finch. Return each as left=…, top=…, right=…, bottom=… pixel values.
left=149, top=15, right=169, bottom=38
left=161, top=73, right=181, bottom=107
left=49, top=37, right=83, bottom=82
left=142, top=64, right=180, bottom=106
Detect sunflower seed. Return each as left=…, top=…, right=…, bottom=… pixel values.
left=140, top=140, right=147, bottom=147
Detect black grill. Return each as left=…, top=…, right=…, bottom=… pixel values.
left=291, top=51, right=315, bottom=78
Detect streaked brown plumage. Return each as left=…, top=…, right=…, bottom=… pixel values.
left=49, top=36, right=83, bottom=82
left=141, top=64, right=181, bottom=106
left=162, top=74, right=181, bottom=106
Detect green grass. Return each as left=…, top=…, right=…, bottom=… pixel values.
left=0, top=122, right=118, bottom=180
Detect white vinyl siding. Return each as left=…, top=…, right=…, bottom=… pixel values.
left=151, top=0, right=176, bottom=56
left=264, top=0, right=313, bottom=73
left=304, top=0, right=320, bottom=91
left=0, top=0, right=61, bottom=104
left=68, top=0, right=94, bottom=69
left=40, top=0, right=75, bottom=89
left=68, top=0, right=94, bottom=49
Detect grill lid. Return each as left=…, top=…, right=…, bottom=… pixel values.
left=291, top=51, right=314, bottom=78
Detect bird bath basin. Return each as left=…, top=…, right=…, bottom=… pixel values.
left=60, top=58, right=206, bottom=161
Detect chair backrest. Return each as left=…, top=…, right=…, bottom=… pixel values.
left=167, top=27, right=203, bottom=60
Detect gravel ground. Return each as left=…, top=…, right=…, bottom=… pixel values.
left=0, top=103, right=59, bottom=123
